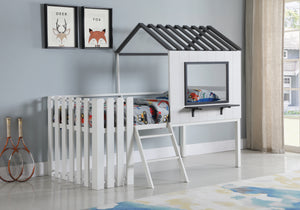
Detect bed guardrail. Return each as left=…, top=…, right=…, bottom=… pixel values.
left=47, top=96, right=134, bottom=190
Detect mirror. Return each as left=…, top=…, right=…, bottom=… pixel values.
left=184, top=62, right=229, bottom=106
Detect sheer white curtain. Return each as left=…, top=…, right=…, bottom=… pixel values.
left=245, top=0, right=285, bottom=153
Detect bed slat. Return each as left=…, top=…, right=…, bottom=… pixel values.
left=54, top=97, right=60, bottom=178
left=116, top=98, right=125, bottom=186
left=61, top=98, right=67, bottom=180
left=126, top=97, right=134, bottom=185
left=68, top=97, right=74, bottom=182
left=75, top=97, right=82, bottom=184
left=92, top=98, right=105, bottom=190
left=83, top=99, right=90, bottom=187
left=47, top=97, right=53, bottom=176
left=106, top=98, right=115, bottom=188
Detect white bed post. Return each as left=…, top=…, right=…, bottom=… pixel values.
left=54, top=96, right=60, bottom=178
left=179, top=126, right=186, bottom=157
left=61, top=98, right=67, bottom=180
left=92, top=98, right=105, bottom=190
left=106, top=98, right=115, bottom=188
left=68, top=97, right=75, bottom=182
left=83, top=99, right=90, bottom=187
left=47, top=97, right=53, bottom=176
left=115, top=53, right=121, bottom=94
left=126, top=97, right=134, bottom=185
left=75, top=97, right=82, bottom=184
left=235, top=119, right=241, bottom=168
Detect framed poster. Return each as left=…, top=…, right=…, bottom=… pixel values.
left=81, top=7, right=112, bottom=49
left=44, top=4, right=78, bottom=48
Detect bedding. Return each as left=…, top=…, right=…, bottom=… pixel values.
left=133, top=98, right=169, bottom=125
left=187, top=88, right=220, bottom=103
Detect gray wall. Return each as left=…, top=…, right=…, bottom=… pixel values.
left=0, top=0, right=245, bottom=163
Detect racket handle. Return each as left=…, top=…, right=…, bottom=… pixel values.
left=6, top=117, right=11, bottom=138
left=18, top=118, right=23, bottom=138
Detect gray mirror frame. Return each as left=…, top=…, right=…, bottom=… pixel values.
left=184, top=61, right=229, bottom=106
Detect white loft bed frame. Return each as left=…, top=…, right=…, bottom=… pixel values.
left=48, top=23, right=242, bottom=190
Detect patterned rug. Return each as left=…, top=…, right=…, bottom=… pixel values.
left=88, top=170, right=300, bottom=210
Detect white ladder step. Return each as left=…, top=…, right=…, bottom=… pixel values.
left=140, top=133, right=172, bottom=139
left=147, top=156, right=179, bottom=163
left=135, top=123, right=167, bottom=130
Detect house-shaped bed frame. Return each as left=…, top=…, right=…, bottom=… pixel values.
left=47, top=23, right=242, bottom=190
left=115, top=23, right=242, bottom=164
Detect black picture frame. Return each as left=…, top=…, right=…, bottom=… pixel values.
left=44, top=4, right=78, bottom=48
left=81, top=7, right=113, bottom=49
left=184, top=61, right=229, bottom=106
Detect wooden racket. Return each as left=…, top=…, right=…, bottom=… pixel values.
left=0, top=117, right=22, bottom=182
left=8, top=118, right=35, bottom=182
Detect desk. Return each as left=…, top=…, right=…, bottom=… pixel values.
left=173, top=118, right=241, bottom=168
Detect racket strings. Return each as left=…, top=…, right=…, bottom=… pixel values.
left=0, top=136, right=19, bottom=183
left=8, top=137, right=35, bottom=182
left=0, top=138, right=34, bottom=183
left=8, top=149, right=23, bottom=181
left=0, top=148, right=21, bottom=183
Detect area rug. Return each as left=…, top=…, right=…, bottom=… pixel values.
left=88, top=170, right=300, bottom=210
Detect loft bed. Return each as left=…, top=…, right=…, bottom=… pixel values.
left=48, top=23, right=242, bottom=190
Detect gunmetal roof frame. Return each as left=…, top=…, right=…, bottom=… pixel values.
left=115, top=23, right=241, bottom=55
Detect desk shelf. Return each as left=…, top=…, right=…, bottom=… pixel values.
left=185, top=104, right=240, bottom=117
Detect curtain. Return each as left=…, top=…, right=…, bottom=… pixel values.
left=245, top=0, right=285, bottom=153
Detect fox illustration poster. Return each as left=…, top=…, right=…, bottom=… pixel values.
left=45, top=5, right=77, bottom=48
left=83, top=8, right=112, bottom=48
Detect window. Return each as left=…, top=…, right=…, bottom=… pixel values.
left=284, top=50, right=288, bottom=59
left=284, top=77, right=290, bottom=83
left=284, top=0, right=300, bottom=149
left=284, top=77, right=291, bottom=88
left=284, top=91, right=291, bottom=102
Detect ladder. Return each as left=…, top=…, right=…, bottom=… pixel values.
left=127, top=123, right=189, bottom=189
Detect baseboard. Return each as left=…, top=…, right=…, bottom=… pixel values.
left=285, top=145, right=300, bottom=153
left=35, top=161, right=48, bottom=176
left=0, top=139, right=245, bottom=178
left=133, top=138, right=246, bottom=162
left=0, top=161, right=48, bottom=181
